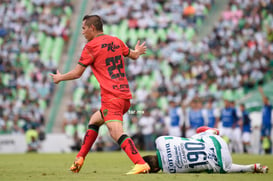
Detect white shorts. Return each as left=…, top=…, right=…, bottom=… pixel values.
left=186, top=128, right=196, bottom=138
left=168, top=127, right=182, bottom=137
left=232, top=127, right=242, bottom=142
left=220, top=127, right=233, bottom=140
left=242, top=132, right=251, bottom=143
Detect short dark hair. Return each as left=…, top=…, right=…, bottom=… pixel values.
left=143, top=155, right=160, bottom=173
left=82, top=15, right=103, bottom=31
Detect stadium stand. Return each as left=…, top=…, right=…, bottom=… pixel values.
left=0, top=0, right=73, bottom=135
left=65, top=0, right=217, bottom=149
left=2, top=0, right=272, bottom=154
left=64, top=0, right=273, bottom=152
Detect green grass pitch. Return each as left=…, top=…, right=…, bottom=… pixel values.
left=0, top=152, right=272, bottom=181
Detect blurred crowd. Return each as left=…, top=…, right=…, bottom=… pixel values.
left=93, top=0, right=212, bottom=28
left=0, top=0, right=73, bottom=143
left=65, top=0, right=273, bottom=154
left=1, top=0, right=272, bottom=155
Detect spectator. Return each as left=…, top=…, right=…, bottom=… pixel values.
left=204, top=98, right=220, bottom=128
left=239, top=103, right=252, bottom=153
left=185, top=98, right=206, bottom=137
left=219, top=99, right=238, bottom=152
left=230, top=101, right=243, bottom=153
left=63, top=104, right=79, bottom=136
left=258, top=86, right=272, bottom=154
left=138, top=109, right=156, bottom=150
left=127, top=115, right=144, bottom=150
left=0, top=114, right=12, bottom=134
left=70, top=131, right=82, bottom=152
left=25, top=125, right=40, bottom=153
left=0, top=0, right=74, bottom=135
left=166, top=99, right=184, bottom=137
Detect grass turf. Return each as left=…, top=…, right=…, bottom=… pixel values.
left=0, top=152, right=272, bottom=181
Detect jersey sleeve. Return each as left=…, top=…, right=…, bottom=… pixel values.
left=118, top=38, right=130, bottom=57
left=78, top=45, right=94, bottom=67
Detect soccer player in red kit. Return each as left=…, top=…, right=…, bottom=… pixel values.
left=50, top=15, right=150, bottom=174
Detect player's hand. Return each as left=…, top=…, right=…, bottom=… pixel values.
left=135, top=40, right=147, bottom=55
left=49, top=70, right=62, bottom=84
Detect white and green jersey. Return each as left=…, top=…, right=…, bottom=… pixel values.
left=155, top=132, right=232, bottom=173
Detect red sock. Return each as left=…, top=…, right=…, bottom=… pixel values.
left=119, top=135, right=146, bottom=164
left=77, top=125, right=99, bottom=158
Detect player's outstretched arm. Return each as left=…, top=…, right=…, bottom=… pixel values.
left=128, top=40, right=147, bottom=60
left=258, top=86, right=268, bottom=104
left=50, top=64, right=86, bottom=84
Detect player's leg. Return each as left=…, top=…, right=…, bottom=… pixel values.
left=222, top=127, right=233, bottom=153
left=251, top=127, right=260, bottom=154
left=102, top=98, right=150, bottom=174
left=70, top=110, right=104, bottom=173
left=228, top=164, right=254, bottom=173
left=228, top=163, right=268, bottom=173
left=217, top=138, right=268, bottom=174
left=232, top=127, right=243, bottom=153
left=186, top=128, right=195, bottom=138
left=262, top=127, right=272, bottom=154
left=77, top=110, right=104, bottom=157
left=261, top=126, right=268, bottom=154
left=106, top=121, right=150, bottom=174
left=169, top=126, right=182, bottom=137
left=242, top=132, right=252, bottom=153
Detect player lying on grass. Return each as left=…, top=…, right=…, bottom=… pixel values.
left=143, top=126, right=269, bottom=174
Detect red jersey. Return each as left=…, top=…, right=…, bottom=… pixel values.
left=78, top=34, right=132, bottom=101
